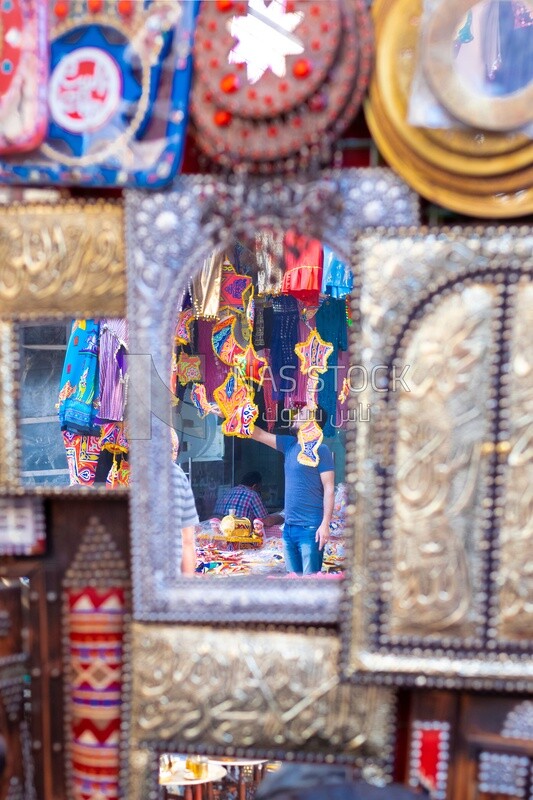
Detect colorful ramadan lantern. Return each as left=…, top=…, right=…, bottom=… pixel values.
left=0, top=0, right=198, bottom=187
left=0, top=0, right=48, bottom=153
left=175, top=308, right=195, bottom=346
left=234, top=343, right=268, bottom=385
left=190, top=0, right=373, bottom=170
left=212, top=313, right=246, bottom=367
left=176, top=354, right=203, bottom=386
left=295, top=328, right=334, bottom=376
left=297, top=418, right=323, bottom=467
left=191, top=383, right=222, bottom=419
left=213, top=371, right=258, bottom=438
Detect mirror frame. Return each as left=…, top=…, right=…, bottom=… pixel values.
left=0, top=199, right=125, bottom=494
left=340, top=225, right=533, bottom=690
left=124, top=169, right=420, bottom=623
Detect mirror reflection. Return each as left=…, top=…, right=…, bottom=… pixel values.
left=159, top=754, right=278, bottom=798
left=19, top=319, right=129, bottom=488
left=172, top=233, right=352, bottom=580
left=158, top=757, right=408, bottom=800
left=453, top=0, right=533, bottom=96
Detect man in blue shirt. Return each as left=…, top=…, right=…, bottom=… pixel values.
left=252, top=405, right=335, bottom=575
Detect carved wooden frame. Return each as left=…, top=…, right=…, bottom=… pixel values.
left=0, top=199, right=126, bottom=494
left=340, top=226, right=533, bottom=690
left=125, top=169, right=420, bottom=624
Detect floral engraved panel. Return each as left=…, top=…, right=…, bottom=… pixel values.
left=496, top=278, right=533, bottom=644
left=130, top=624, right=394, bottom=767
left=125, top=169, right=420, bottom=621
left=0, top=202, right=125, bottom=318
left=0, top=321, right=17, bottom=489
left=389, top=286, right=498, bottom=640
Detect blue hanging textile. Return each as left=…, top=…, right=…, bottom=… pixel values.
left=58, top=320, right=101, bottom=435
left=321, top=245, right=353, bottom=299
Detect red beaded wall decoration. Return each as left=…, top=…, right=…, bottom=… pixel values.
left=408, top=721, right=450, bottom=800
left=191, top=0, right=373, bottom=170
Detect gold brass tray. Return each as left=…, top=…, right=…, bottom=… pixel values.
left=375, top=0, right=533, bottom=173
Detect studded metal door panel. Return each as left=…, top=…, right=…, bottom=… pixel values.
left=342, top=229, right=533, bottom=688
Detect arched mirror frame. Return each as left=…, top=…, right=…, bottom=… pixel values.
left=124, top=169, right=420, bottom=624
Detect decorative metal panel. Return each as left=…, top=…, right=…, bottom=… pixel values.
left=0, top=200, right=126, bottom=494
left=129, top=624, right=396, bottom=800
left=495, top=279, right=533, bottom=644
left=0, top=201, right=125, bottom=319
left=340, top=227, right=533, bottom=689
left=0, top=321, right=17, bottom=489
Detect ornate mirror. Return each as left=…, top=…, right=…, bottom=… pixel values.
left=125, top=169, right=420, bottom=623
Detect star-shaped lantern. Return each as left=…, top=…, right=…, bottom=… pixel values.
left=228, top=0, right=304, bottom=84
left=213, top=372, right=258, bottom=438
left=234, top=343, right=268, bottom=385
left=297, top=419, right=323, bottom=467
left=220, top=259, right=253, bottom=314
left=295, top=328, right=334, bottom=375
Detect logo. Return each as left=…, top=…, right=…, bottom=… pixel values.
left=49, top=47, right=121, bottom=134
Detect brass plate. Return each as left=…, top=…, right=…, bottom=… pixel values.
left=373, top=0, right=533, bottom=170
left=366, top=93, right=533, bottom=217
left=369, top=86, right=533, bottom=194
left=423, top=0, right=533, bottom=132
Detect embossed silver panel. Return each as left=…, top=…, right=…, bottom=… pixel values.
left=341, top=227, right=533, bottom=688
left=129, top=624, right=395, bottom=799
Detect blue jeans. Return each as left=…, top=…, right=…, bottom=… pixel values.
left=283, top=524, right=323, bottom=575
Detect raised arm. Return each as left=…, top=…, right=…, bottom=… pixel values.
left=316, top=470, right=335, bottom=551
left=251, top=425, right=277, bottom=450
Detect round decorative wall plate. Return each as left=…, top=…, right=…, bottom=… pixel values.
left=371, top=87, right=533, bottom=194
left=191, top=0, right=373, bottom=170
left=376, top=0, right=533, bottom=175
left=0, top=0, right=48, bottom=154
left=366, top=0, right=533, bottom=217
left=0, top=0, right=198, bottom=187
left=193, top=0, right=343, bottom=119
left=366, top=91, right=533, bottom=217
